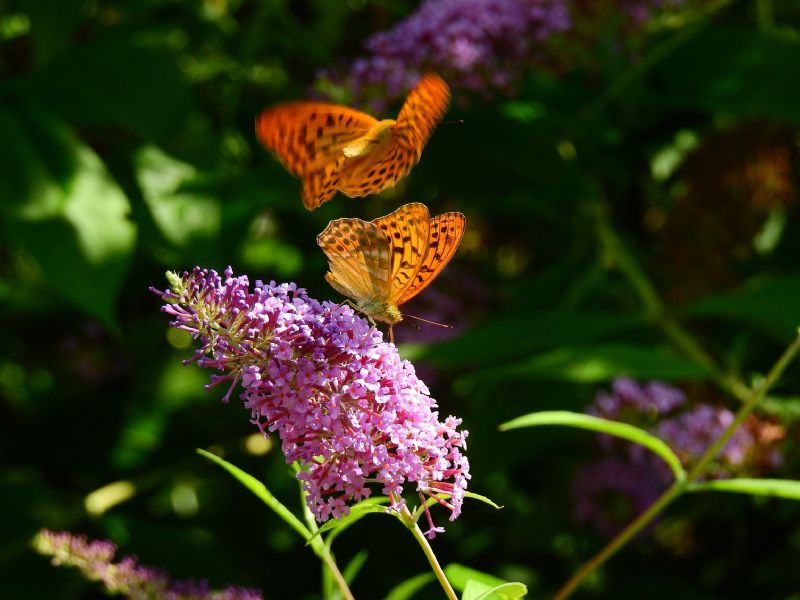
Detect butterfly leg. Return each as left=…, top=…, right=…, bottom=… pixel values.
left=388, top=325, right=394, bottom=344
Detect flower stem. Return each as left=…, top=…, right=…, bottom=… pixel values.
left=552, top=333, right=800, bottom=600
left=400, top=506, right=458, bottom=600
left=594, top=211, right=751, bottom=403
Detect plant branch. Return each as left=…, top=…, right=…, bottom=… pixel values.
left=399, top=506, right=458, bottom=600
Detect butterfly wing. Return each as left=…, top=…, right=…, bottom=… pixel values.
left=336, top=74, right=451, bottom=198
left=371, top=203, right=431, bottom=302
left=396, top=212, right=465, bottom=305
left=256, top=102, right=377, bottom=177
left=317, top=218, right=393, bottom=305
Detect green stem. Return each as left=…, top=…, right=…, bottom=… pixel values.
left=399, top=506, right=458, bottom=600
left=552, top=333, right=800, bottom=600
left=300, top=484, right=355, bottom=600
left=594, top=212, right=750, bottom=402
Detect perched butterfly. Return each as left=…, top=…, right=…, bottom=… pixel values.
left=256, top=74, right=451, bottom=210
left=317, top=202, right=465, bottom=341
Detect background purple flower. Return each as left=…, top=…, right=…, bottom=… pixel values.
left=153, top=267, right=470, bottom=537
left=33, top=530, right=262, bottom=600
left=320, top=0, right=571, bottom=109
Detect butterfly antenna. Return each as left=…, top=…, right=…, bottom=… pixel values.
left=404, top=314, right=453, bottom=330
left=440, top=119, right=464, bottom=126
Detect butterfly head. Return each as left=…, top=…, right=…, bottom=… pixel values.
left=360, top=299, right=403, bottom=325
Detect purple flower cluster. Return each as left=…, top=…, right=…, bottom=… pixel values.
left=153, top=267, right=470, bottom=538
left=325, top=0, right=571, bottom=108
left=573, top=378, right=785, bottom=535
left=33, top=530, right=262, bottom=600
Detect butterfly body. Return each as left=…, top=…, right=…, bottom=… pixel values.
left=257, top=75, right=451, bottom=210
left=318, top=203, right=465, bottom=337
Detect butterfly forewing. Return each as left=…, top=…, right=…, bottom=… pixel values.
left=371, top=203, right=431, bottom=300
left=393, top=74, right=451, bottom=157
left=256, top=103, right=376, bottom=177
left=397, top=212, right=465, bottom=304
left=317, top=218, right=393, bottom=303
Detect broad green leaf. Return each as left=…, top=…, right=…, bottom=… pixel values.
left=0, top=104, right=136, bottom=330
left=476, top=343, right=708, bottom=383
left=684, top=274, right=800, bottom=341
left=135, top=146, right=221, bottom=251
left=462, top=580, right=528, bottom=600
left=445, top=564, right=509, bottom=593
left=688, top=478, right=800, bottom=500
left=196, top=448, right=311, bottom=540
left=500, top=411, right=685, bottom=481
left=384, top=573, right=436, bottom=600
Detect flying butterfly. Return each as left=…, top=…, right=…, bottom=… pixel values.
left=317, top=202, right=465, bottom=341
left=256, top=74, right=451, bottom=210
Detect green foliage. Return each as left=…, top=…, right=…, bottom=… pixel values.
left=500, top=411, right=685, bottom=481
left=3, top=1, right=800, bottom=598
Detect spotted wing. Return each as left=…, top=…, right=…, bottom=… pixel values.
left=256, top=102, right=377, bottom=177
left=317, top=218, right=393, bottom=304
left=371, top=203, right=431, bottom=304
left=336, top=75, right=451, bottom=199
left=397, top=212, right=465, bottom=304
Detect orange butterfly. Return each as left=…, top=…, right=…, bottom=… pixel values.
left=256, top=74, right=451, bottom=211
left=317, top=203, right=465, bottom=341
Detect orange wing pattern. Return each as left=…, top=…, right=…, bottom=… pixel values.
left=337, top=75, right=451, bottom=200
left=371, top=203, right=431, bottom=298
left=256, top=103, right=376, bottom=177
left=256, top=75, right=451, bottom=209
left=396, top=211, right=465, bottom=304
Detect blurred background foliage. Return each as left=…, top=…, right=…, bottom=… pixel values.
left=2, top=0, right=800, bottom=598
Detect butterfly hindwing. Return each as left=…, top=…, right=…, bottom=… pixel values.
left=397, top=211, right=465, bottom=304
left=317, top=218, right=393, bottom=304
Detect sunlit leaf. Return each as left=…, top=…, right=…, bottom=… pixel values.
left=196, top=448, right=311, bottom=540
left=462, top=580, right=528, bottom=600
left=500, top=411, right=685, bottom=481
left=688, top=478, right=800, bottom=500
left=0, top=104, right=136, bottom=330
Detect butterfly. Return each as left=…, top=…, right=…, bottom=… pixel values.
left=317, top=202, right=466, bottom=341
left=256, top=74, right=451, bottom=211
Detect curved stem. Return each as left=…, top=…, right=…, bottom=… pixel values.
left=552, top=333, right=800, bottom=600
left=594, top=210, right=750, bottom=402
left=399, top=506, right=458, bottom=600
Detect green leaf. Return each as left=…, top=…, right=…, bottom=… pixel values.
left=445, top=564, right=509, bottom=593
left=683, top=274, right=800, bottom=341
left=464, top=491, right=503, bottom=510
left=500, top=411, right=685, bottom=481
left=688, top=478, right=800, bottom=500
left=0, top=104, right=136, bottom=330
left=196, top=448, right=311, bottom=540
left=313, top=498, right=391, bottom=545
left=462, top=580, right=528, bottom=600
left=135, top=146, right=221, bottom=250
left=476, top=343, right=708, bottom=383
left=341, top=549, right=368, bottom=586
left=384, top=573, right=437, bottom=600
